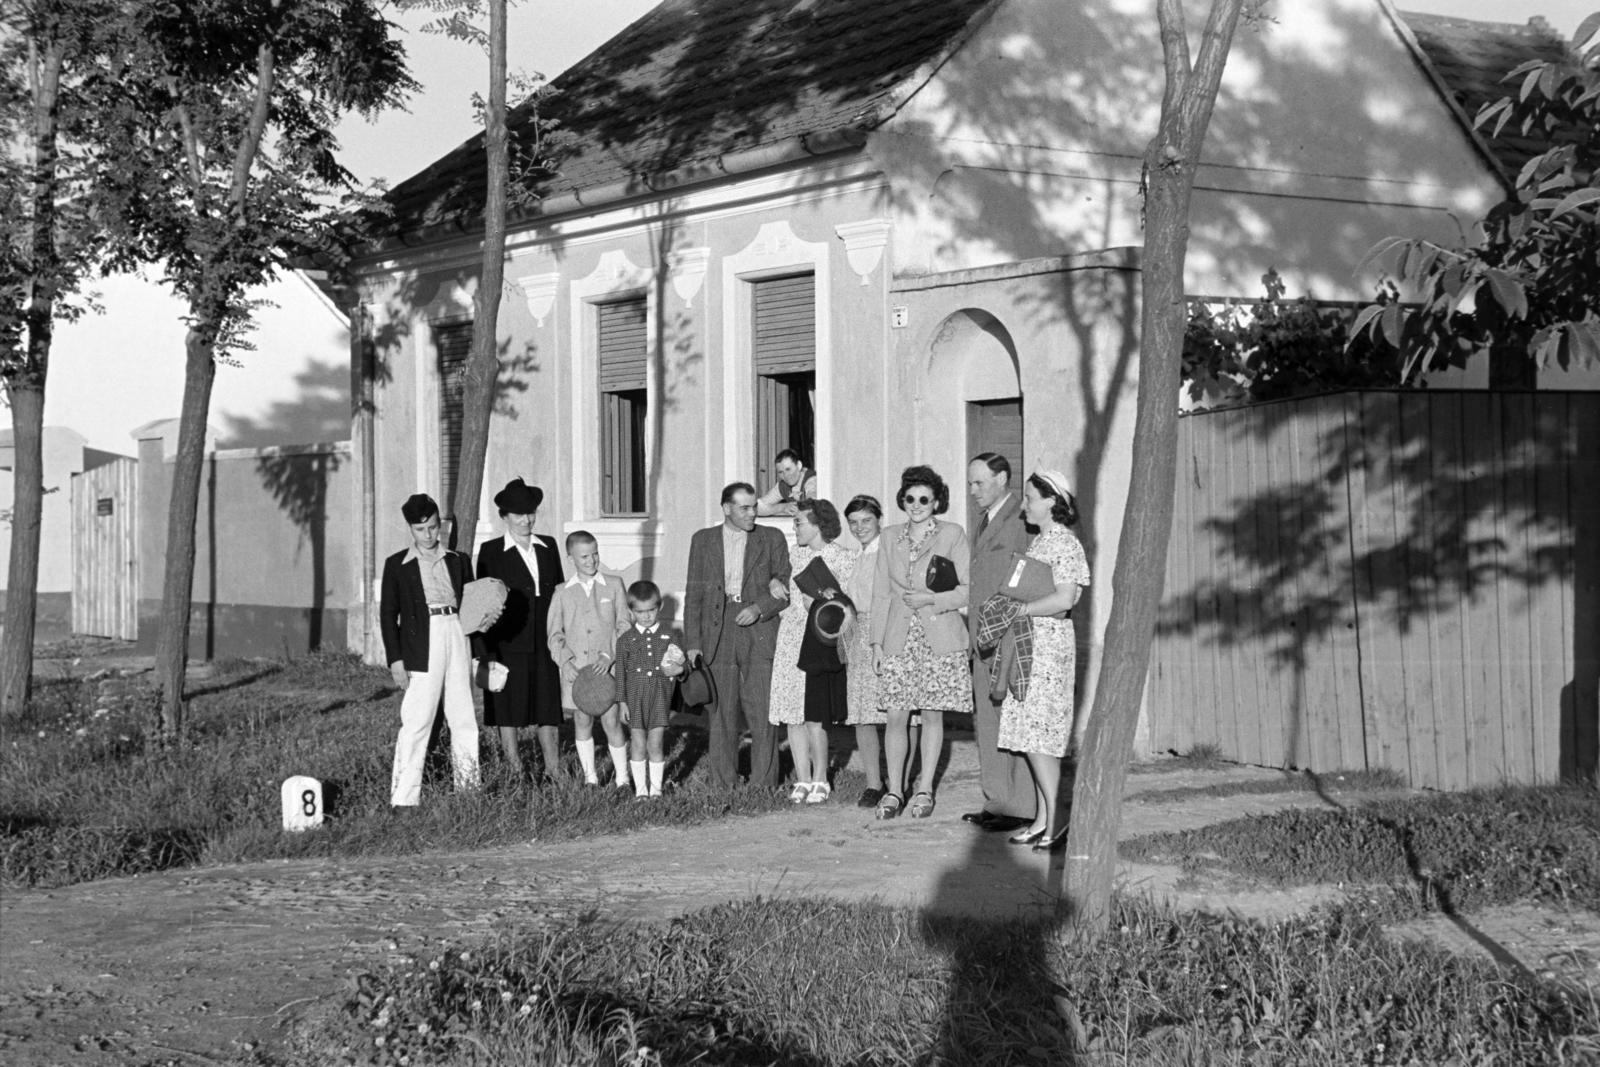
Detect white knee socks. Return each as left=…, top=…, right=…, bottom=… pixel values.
left=576, top=737, right=597, bottom=782
left=631, top=760, right=649, bottom=797
left=609, top=746, right=630, bottom=787
left=648, top=761, right=665, bottom=797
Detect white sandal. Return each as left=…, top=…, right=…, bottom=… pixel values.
left=788, top=781, right=813, bottom=804
left=804, top=782, right=831, bottom=804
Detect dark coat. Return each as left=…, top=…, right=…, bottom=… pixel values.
left=379, top=546, right=473, bottom=672
left=683, top=522, right=791, bottom=664
left=476, top=534, right=565, bottom=724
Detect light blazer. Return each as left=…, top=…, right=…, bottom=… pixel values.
left=379, top=546, right=473, bottom=672
left=547, top=573, right=632, bottom=707
left=870, top=518, right=971, bottom=657
left=683, top=522, right=791, bottom=664
left=966, top=492, right=1032, bottom=646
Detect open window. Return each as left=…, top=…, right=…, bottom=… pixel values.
left=598, top=296, right=648, bottom=515
left=752, top=273, right=815, bottom=490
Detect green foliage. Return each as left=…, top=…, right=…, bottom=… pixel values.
left=0, top=653, right=790, bottom=888
left=1353, top=15, right=1600, bottom=380
left=89, top=0, right=416, bottom=348
left=1182, top=270, right=1395, bottom=406
left=292, top=898, right=1599, bottom=1066
left=1121, top=785, right=1600, bottom=913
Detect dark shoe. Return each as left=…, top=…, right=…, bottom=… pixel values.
left=960, top=810, right=990, bottom=825
left=981, top=814, right=1031, bottom=833
left=858, top=787, right=886, bottom=809
left=1033, top=827, right=1070, bottom=853
left=1008, top=824, right=1047, bottom=846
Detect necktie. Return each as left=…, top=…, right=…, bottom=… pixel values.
left=976, top=509, right=990, bottom=540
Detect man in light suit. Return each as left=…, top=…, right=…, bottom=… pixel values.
left=684, top=482, right=792, bottom=789
left=962, top=453, right=1037, bottom=831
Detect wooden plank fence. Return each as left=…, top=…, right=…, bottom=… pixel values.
left=71, top=457, right=139, bottom=640
left=1148, top=390, right=1599, bottom=789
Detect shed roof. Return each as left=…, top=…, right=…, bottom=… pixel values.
left=373, top=0, right=996, bottom=245
left=1396, top=9, right=1573, bottom=179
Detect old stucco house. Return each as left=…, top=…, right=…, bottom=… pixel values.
left=345, top=0, right=1546, bottom=737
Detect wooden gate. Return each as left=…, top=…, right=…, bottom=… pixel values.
left=71, top=457, right=138, bottom=639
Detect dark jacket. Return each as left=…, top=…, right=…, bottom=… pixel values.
left=967, top=491, right=1032, bottom=646
left=683, top=522, right=791, bottom=664
left=380, top=546, right=473, bottom=672
left=475, top=535, right=563, bottom=654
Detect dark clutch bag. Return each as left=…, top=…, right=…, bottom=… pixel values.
left=924, top=553, right=959, bottom=594
left=794, top=556, right=842, bottom=600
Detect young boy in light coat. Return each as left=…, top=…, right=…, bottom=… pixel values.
left=546, top=530, right=633, bottom=785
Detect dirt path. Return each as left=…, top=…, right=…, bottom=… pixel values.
left=0, top=753, right=1508, bottom=1066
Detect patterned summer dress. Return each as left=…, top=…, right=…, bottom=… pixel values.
left=844, top=536, right=886, bottom=726
left=769, top=539, right=857, bottom=726
left=879, top=523, right=970, bottom=715
left=998, top=524, right=1091, bottom=756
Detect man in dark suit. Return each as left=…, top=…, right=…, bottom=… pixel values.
left=962, top=453, right=1037, bottom=831
left=684, top=481, right=792, bottom=789
left=381, top=493, right=479, bottom=808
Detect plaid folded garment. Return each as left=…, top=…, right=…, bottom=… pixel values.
left=975, top=593, right=1033, bottom=701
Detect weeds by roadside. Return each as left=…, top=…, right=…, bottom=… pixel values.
left=1121, top=785, right=1600, bottom=916
left=1131, top=766, right=1409, bottom=804
left=2, top=653, right=791, bottom=889
left=292, top=896, right=1600, bottom=1066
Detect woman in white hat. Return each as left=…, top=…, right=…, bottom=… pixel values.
left=1002, top=470, right=1090, bottom=852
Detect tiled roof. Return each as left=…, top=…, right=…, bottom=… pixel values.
left=1397, top=10, right=1572, bottom=180
left=373, top=0, right=996, bottom=245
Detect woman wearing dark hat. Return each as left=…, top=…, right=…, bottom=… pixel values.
left=475, top=478, right=565, bottom=778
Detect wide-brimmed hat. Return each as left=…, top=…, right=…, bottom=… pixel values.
left=810, top=592, right=857, bottom=647
left=678, top=658, right=717, bottom=708
left=493, top=477, right=543, bottom=514
left=572, top=664, right=617, bottom=715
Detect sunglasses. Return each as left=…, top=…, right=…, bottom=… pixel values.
left=903, top=494, right=933, bottom=505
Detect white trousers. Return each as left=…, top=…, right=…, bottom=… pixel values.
left=390, top=614, right=480, bottom=806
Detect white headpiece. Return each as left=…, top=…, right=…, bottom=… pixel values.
left=1032, top=468, right=1074, bottom=501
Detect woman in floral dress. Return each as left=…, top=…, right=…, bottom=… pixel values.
left=770, top=499, right=856, bottom=803
left=1000, top=469, right=1090, bottom=852
left=869, top=465, right=970, bottom=820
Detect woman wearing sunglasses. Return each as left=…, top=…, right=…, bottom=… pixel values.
left=869, top=465, right=970, bottom=819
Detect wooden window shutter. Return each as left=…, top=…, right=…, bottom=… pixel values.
left=435, top=323, right=472, bottom=518
left=753, top=274, right=815, bottom=375
left=598, top=298, right=648, bottom=391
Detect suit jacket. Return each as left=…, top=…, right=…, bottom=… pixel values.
left=870, top=519, right=971, bottom=657
left=475, top=534, right=564, bottom=657
left=967, top=492, right=1032, bottom=646
left=683, top=522, right=791, bottom=664
left=379, top=546, right=473, bottom=672
left=547, top=573, right=632, bottom=707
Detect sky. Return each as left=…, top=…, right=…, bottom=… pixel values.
left=43, top=0, right=1597, bottom=456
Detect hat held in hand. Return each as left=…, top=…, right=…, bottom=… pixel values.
left=459, top=577, right=508, bottom=634
left=572, top=663, right=617, bottom=716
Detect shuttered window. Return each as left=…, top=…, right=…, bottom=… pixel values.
left=598, top=297, right=648, bottom=515
left=751, top=274, right=816, bottom=492
left=753, top=274, right=815, bottom=375
left=435, top=322, right=472, bottom=520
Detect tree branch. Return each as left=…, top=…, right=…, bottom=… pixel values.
left=174, top=102, right=204, bottom=196
left=229, top=43, right=275, bottom=217
left=1181, top=0, right=1246, bottom=144
left=1155, top=0, right=1191, bottom=118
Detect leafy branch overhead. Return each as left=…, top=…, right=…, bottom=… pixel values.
left=1352, top=12, right=1600, bottom=381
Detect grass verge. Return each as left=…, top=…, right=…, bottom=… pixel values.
left=2, top=653, right=792, bottom=889
left=1131, top=767, right=1409, bottom=804
left=1120, top=784, right=1600, bottom=915
left=291, top=897, right=1600, bottom=1066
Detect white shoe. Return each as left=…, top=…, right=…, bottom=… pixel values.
left=804, top=782, right=831, bottom=804
left=788, top=782, right=813, bottom=804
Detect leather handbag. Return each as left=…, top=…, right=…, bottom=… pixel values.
left=678, top=658, right=717, bottom=708
left=924, top=553, right=959, bottom=594
left=471, top=657, right=509, bottom=692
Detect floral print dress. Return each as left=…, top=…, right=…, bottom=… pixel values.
left=769, top=538, right=857, bottom=726
left=879, top=523, right=970, bottom=715
left=998, top=524, right=1091, bottom=756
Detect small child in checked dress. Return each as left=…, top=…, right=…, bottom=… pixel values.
left=613, top=580, right=685, bottom=798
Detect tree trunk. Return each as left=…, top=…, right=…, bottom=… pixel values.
left=1061, top=0, right=1244, bottom=938
left=154, top=325, right=219, bottom=734
left=2, top=36, right=65, bottom=717
left=2, top=381, right=47, bottom=715
left=450, top=0, right=509, bottom=549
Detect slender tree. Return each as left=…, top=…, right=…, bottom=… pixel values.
left=1062, top=0, right=1248, bottom=937
left=0, top=0, right=121, bottom=716
left=95, top=0, right=412, bottom=733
